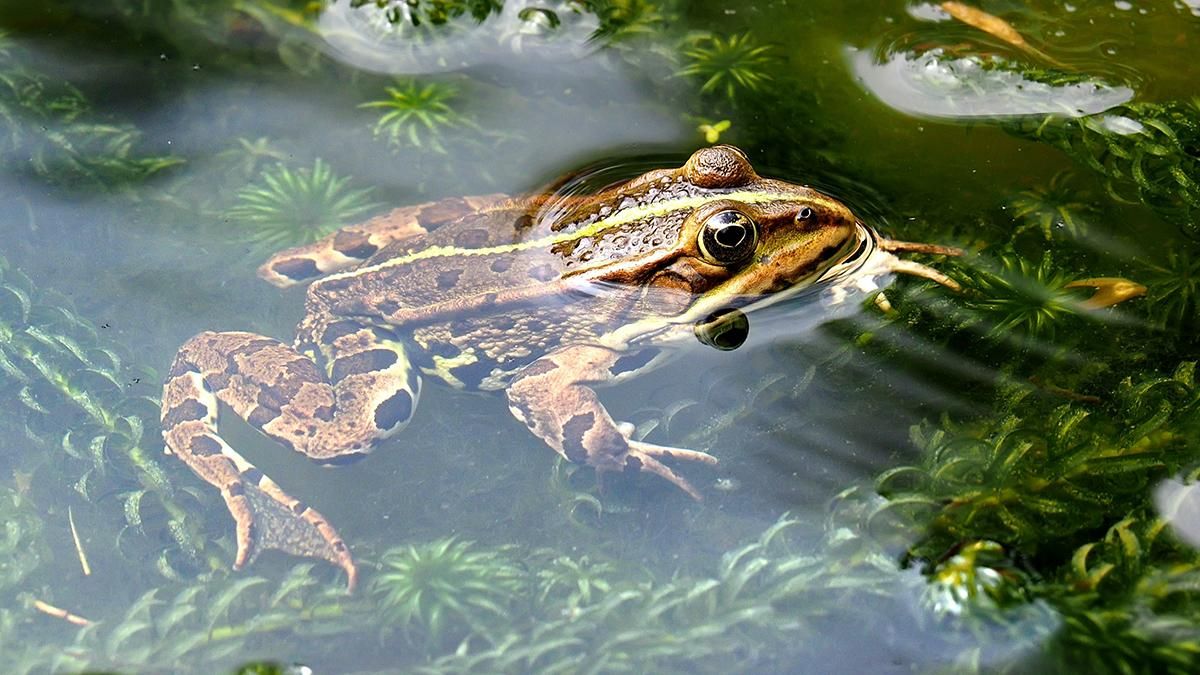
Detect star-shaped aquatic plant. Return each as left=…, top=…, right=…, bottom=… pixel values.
left=213, top=136, right=289, bottom=181
left=1140, top=250, right=1200, bottom=329
left=359, top=80, right=469, bottom=153
left=677, top=32, right=776, bottom=102
left=951, top=252, right=1142, bottom=344
left=226, top=158, right=379, bottom=254
left=958, top=252, right=1080, bottom=341
left=370, top=537, right=524, bottom=643
left=1008, top=171, right=1093, bottom=240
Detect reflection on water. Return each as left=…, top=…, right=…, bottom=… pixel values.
left=1, top=0, right=1200, bottom=672
left=851, top=47, right=1133, bottom=118
left=317, top=0, right=599, bottom=74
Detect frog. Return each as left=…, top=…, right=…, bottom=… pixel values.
left=160, top=145, right=962, bottom=591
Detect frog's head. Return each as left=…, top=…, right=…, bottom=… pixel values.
left=568, top=146, right=869, bottom=348
left=674, top=145, right=862, bottom=298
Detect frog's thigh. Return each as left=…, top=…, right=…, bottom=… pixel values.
left=505, top=345, right=715, bottom=500
left=161, top=330, right=421, bottom=588
left=181, top=331, right=421, bottom=463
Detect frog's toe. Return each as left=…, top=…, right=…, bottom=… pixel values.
left=222, top=486, right=257, bottom=570
left=627, top=439, right=719, bottom=466
left=623, top=447, right=708, bottom=501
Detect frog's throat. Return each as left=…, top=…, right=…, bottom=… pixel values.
left=601, top=223, right=877, bottom=350
left=317, top=189, right=832, bottom=285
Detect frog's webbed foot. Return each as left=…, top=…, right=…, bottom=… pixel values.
left=507, top=345, right=717, bottom=501
left=162, top=338, right=360, bottom=590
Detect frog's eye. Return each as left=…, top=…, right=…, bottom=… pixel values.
left=796, top=206, right=814, bottom=222
left=698, top=210, right=758, bottom=266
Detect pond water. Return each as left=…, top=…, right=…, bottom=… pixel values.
left=1, top=1, right=1199, bottom=672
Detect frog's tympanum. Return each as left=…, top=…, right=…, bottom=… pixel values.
left=160, top=146, right=958, bottom=590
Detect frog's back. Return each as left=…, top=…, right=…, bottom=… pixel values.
left=307, top=180, right=698, bottom=315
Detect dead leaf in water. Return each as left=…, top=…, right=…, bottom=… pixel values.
left=941, top=1, right=1064, bottom=67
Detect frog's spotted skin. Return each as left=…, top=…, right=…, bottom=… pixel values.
left=259, top=194, right=508, bottom=288
left=161, top=146, right=960, bottom=589
left=162, top=326, right=421, bottom=590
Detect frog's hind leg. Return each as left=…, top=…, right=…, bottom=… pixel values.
left=507, top=345, right=718, bottom=501
left=259, top=194, right=507, bottom=288
left=161, top=330, right=422, bottom=590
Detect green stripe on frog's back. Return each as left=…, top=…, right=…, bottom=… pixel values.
left=316, top=189, right=804, bottom=285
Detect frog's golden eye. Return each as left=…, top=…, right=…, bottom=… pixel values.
left=796, top=206, right=814, bottom=221
left=698, top=210, right=758, bottom=266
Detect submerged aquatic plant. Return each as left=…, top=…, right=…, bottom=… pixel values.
left=879, top=363, right=1198, bottom=561
left=953, top=252, right=1084, bottom=342
left=1007, top=100, right=1200, bottom=238
left=0, top=32, right=180, bottom=192
left=533, top=550, right=615, bottom=612
left=1008, top=171, right=1093, bottom=240
left=213, top=136, right=290, bottom=182
left=417, top=515, right=903, bottom=674
left=360, top=81, right=469, bottom=153
left=226, top=159, right=379, bottom=253
left=678, top=32, right=776, bottom=102
left=370, top=538, right=524, bottom=642
left=0, top=255, right=210, bottom=577
left=39, top=564, right=354, bottom=672
left=587, top=0, right=669, bottom=45
left=1139, top=250, right=1200, bottom=331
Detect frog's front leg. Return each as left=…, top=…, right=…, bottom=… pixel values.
left=506, top=345, right=718, bottom=500
left=160, top=329, right=422, bottom=590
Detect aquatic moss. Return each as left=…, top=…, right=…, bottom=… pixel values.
left=360, top=81, right=471, bottom=154
left=1007, top=100, right=1200, bottom=239
left=0, top=32, right=181, bottom=192
left=677, top=32, right=777, bottom=103
left=0, top=255, right=214, bottom=577
left=226, top=158, right=380, bottom=254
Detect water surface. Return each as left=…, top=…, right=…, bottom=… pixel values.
left=1, top=1, right=1199, bottom=672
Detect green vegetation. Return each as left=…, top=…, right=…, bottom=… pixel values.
left=677, top=32, right=776, bottom=102
left=226, top=159, right=379, bottom=254
left=1, top=0, right=1200, bottom=673
left=1007, top=100, right=1200, bottom=238
left=372, top=538, right=523, bottom=643
left=360, top=81, right=470, bottom=153
left=1009, top=171, right=1093, bottom=240
left=0, top=31, right=180, bottom=192
left=0, top=256, right=213, bottom=578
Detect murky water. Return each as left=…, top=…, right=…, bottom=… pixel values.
left=2, top=1, right=1199, bottom=672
